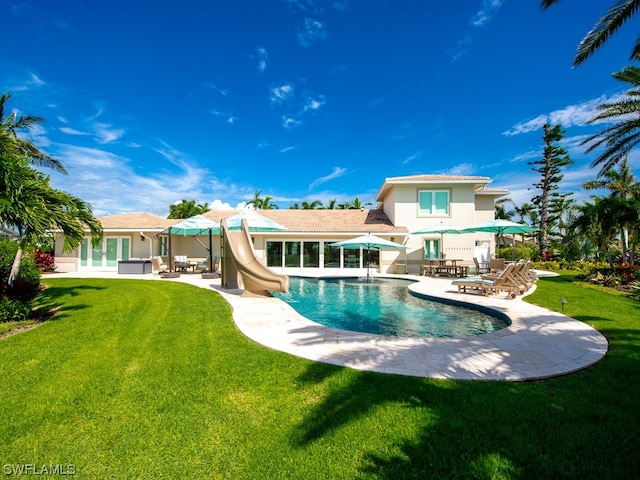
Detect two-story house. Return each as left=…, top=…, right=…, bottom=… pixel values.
left=53, top=174, right=508, bottom=275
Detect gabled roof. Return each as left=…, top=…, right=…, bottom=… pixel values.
left=475, top=187, right=510, bottom=198
left=375, top=174, right=494, bottom=201
left=203, top=209, right=407, bottom=234
left=96, top=209, right=407, bottom=234
left=98, top=213, right=177, bottom=230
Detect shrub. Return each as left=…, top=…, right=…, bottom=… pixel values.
left=0, top=296, right=33, bottom=323
left=34, top=249, right=56, bottom=272
left=0, top=240, right=41, bottom=322
left=617, top=263, right=638, bottom=284
left=496, top=245, right=539, bottom=261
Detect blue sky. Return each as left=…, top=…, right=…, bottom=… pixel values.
left=2, top=0, right=638, bottom=217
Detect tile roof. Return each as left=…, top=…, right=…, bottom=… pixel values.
left=375, top=174, right=494, bottom=201
left=202, top=209, right=407, bottom=234
left=475, top=187, right=510, bottom=195
left=98, top=212, right=177, bottom=230
left=96, top=210, right=406, bottom=234
left=384, top=174, right=492, bottom=183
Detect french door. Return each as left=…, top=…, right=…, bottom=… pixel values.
left=80, top=237, right=130, bottom=269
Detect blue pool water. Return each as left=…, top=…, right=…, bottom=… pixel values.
left=273, top=277, right=510, bottom=338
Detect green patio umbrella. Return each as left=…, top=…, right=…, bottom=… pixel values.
left=224, top=210, right=288, bottom=231
left=329, top=233, right=408, bottom=279
left=462, top=219, right=537, bottom=258
left=161, top=215, right=221, bottom=272
left=411, top=223, right=468, bottom=257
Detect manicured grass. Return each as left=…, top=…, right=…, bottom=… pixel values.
left=1, top=275, right=639, bottom=479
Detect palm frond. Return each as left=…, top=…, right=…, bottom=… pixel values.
left=540, top=0, right=561, bottom=9
left=574, top=0, right=640, bottom=67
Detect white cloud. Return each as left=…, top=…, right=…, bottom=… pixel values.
left=503, top=93, right=627, bottom=136
left=280, top=146, right=295, bottom=153
left=282, top=116, right=302, bottom=129
left=297, top=18, right=327, bottom=47
left=270, top=83, right=294, bottom=104
left=59, top=127, right=89, bottom=135
left=209, top=199, right=233, bottom=210
left=210, top=109, right=237, bottom=124
left=11, top=72, right=46, bottom=92
left=402, top=150, right=425, bottom=165
left=303, top=95, right=326, bottom=111
left=450, top=0, right=505, bottom=62
left=471, top=0, right=505, bottom=27
left=256, top=47, right=268, bottom=73
left=441, top=163, right=475, bottom=176
left=309, top=166, right=346, bottom=189
left=48, top=142, right=240, bottom=216
left=93, top=122, right=124, bottom=143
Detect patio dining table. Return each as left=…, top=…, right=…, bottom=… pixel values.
left=420, top=258, right=467, bottom=277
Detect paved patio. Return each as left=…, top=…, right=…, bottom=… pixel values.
left=53, top=270, right=608, bottom=381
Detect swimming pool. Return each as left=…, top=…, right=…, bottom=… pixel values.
left=273, top=277, right=510, bottom=339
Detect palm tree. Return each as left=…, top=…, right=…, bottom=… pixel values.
left=324, top=199, right=338, bottom=209
left=494, top=198, right=514, bottom=220
left=301, top=200, right=322, bottom=210
left=541, top=0, right=640, bottom=67
left=583, top=157, right=640, bottom=198
left=1, top=148, right=102, bottom=285
left=0, top=92, right=67, bottom=173
left=583, top=158, right=640, bottom=262
left=1, top=94, right=101, bottom=285
left=580, top=65, right=640, bottom=175
left=569, top=197, right=619, bottom=268
left=250, top=190, right=279, bottom=210
left=168, top=198, right=210, bottom=219
left=338, top=196, right=372, bottom=209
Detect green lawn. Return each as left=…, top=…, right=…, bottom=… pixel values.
left=0, top=275, right=639, bottom=479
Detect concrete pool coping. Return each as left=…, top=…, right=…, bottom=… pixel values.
left=52, top=271, right=608, bottom=381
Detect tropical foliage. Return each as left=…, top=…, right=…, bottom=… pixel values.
left=250, top=190, right=279, bottom=209
left=541, top=0, right=640, bottom=67
left=529, top=123, right=573, bottom=255
left=580, top=64, right=640, bottom=175
left=168, top=198, right=210, bottom=218
left=0, top=93, right=102, bottom=319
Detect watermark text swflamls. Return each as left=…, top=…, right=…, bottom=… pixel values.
left=3, top=464, right=76, bottom=476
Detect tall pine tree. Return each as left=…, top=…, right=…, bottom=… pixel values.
left=529, top=124, right=573, bottom=256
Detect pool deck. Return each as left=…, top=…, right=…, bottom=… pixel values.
left=52, top=270, right=608, bottom=381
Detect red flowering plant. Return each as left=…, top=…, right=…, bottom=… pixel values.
left=618, top=263, right=638, bottom=284
left=34, top=249, right=56, bottom=272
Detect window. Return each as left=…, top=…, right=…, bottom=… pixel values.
left=285, top=241, right=300, bottom=267
left=303, top=242, right=319, bottom=267
left=324, top=242, right=340, bottom=268
left=266, top=241, right=283, bottom=267
left=424, top=239, right=440, bottom=259
left=158, top=235, right=168, bottom=256
left=418, top=190, right=449, bottom=215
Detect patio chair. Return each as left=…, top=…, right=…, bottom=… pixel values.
left=151, top=256, right=168, bottom=274
left=193, top=255, right=220, bottom=273
left=501, top=262, right=529, bottom=295
left=480, top=263, right=519, bottom=298
left=452, top=263, right=519, bottom=299
left=489, top=258, right=505, bottom=273
left=193, top=257, right=209, bottom=273
left=174, top=255, right=191, bottom=272
left=473, top=257, right=490, bottom=274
